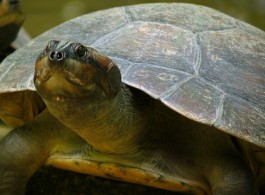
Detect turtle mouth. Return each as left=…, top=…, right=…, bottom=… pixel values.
left=35, top=73, right=96, bottom=101
left=63, top=69, right=87, bottom=86
left=35, top=63, right=87, bottom=87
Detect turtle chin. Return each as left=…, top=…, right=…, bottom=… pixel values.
left=34, top=73, right=97, bottom=104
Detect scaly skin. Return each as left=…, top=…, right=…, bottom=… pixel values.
left=0, top=110, right=86, bottom=194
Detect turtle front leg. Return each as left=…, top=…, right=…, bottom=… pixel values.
left=0, top=110, right=68, bottom=195
left=0, top=127, right=49, bottom=194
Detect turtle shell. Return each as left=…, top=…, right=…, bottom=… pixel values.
left=0, top=3, right=264, bottom=147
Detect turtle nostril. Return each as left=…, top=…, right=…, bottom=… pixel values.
left=49, top=51, right=64, bottom=62
left=49, top=51, right=56, bottom=61
left=56, top=52, right=63, bottom=61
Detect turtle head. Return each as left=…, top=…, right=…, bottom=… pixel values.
left=35, top=41, right=144, bottom=154
left=34, top=40, right=121, bottom=104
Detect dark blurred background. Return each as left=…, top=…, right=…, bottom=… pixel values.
left=23, top=0, right=265, bottom=37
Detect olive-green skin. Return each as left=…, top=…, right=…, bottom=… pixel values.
left=0, top=3, right=264, bottom=195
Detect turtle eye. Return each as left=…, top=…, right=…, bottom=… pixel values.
left=45, top=40, right=58, bottom=52
left=75, top=44, right=87, bottom=58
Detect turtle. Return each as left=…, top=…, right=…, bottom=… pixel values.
left=0, top=0, right=30, bottom=62
left=0, top=3, right=264, bottom=195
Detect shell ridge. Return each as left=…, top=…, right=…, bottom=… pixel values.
left=91, top=7, right=131, bottom=47
left=236, top=21, right=265, bottom=44
left=0, top=62, right=16, bottom=85
left=212, top=93, right=226, bottom=125
left=214, top=95, right=265, bottom=147
left=197, top=76, right=226, bottom=95
left=129, top=62, right=193, bottom=76
left=109, top=56, right=134, bottom=79
left=135, top=20, right=195, bottom=34
left=195, top=26, right=238, bottom=35
left=123, top=6, right=134, bottom=22
left=160, top=75, right=195, bottom=100
left=26, top=73, right=35, bottom=90
left=194, top=75, right=262, bottom=117
left=194, top=34, right=202, bottom=74
left=92, top=23, right=129, bottom=47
